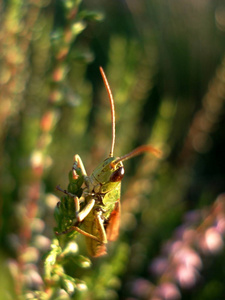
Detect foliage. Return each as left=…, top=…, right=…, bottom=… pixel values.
left=1, top=0, right=225, bottom=299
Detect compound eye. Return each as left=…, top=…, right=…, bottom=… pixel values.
left=110, top=166, right=125, bottom=182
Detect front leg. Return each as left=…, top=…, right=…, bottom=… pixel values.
left=76, top=198, right=95, bottom=222
left=56, top=185, right=95, bottom=222
left=56, top=184, right=83, bottom=216
left=55, top=195, right=102, bottom=242
left=56, top=199, right=107, bottom=245
left=73, top=154, right=87, bottom=177
left=56, top=154, right=89, bottom=221
left=55, top=155, right=105, bottom=243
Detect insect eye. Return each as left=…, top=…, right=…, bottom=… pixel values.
left=110, top=166, right=125, bottom=182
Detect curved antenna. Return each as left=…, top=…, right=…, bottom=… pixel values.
left=111, top=145, right=162, bottom=166
left=99, top=67, right=116, bottom=157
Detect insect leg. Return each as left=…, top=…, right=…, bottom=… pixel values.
left=76, top=198, right=95, bottom=222
left=56, top=184, right=76, bottom=198
left=56, top=198, right=105, bottom=243
left=74, top=154, right=99, bottom=194
left=55, top=225, right=102, bottom=242
left=84, top=209, right=108, bottom=257
left=74, top=154, right=87, bottom=176
left=56, top=181, right=96, bottom=221
left=56, top=185, right=80, bottom=214
left=73, top=196, right=79, bottom=215
left=94, top=209, right=108, bottom=244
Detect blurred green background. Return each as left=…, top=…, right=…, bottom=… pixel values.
left=1, top=0, right=225, bottom=299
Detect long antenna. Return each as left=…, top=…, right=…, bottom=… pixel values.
left=111, top=145, right=162, bottom=166
left=99, top=67, right=116, bottom=157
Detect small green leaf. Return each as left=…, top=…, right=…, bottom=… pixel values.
left=72, top=255, right=92, bottom=268
left=79, top=10, right=105, bottom=22
left=64, top=0, right=82, bottom=11
left=61, top=278, right=76, bottom=296
left=71, top=21, right=86, bottom=36
left=61, top=241, right=79, bottom=256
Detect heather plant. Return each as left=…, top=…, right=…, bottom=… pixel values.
left=1, top=1, right=225, bottom=300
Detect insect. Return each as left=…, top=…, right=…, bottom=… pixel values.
left=55, top=67, right=161, bottom=257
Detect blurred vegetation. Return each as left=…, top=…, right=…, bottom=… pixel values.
left=1, top=0, right=225, bottom=299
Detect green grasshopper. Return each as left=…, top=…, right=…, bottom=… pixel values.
left=55, top=67, right=161, bottom=257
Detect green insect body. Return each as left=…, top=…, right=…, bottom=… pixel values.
left=80, top=157, right=123, bottom=256
left=55, top=67, right=161, bottom=257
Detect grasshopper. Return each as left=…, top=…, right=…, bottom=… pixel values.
left=55, top=67, right=161, bottom=257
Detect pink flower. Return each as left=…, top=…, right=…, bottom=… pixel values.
left=154, top=282, right=181, bottom=300
left=199, top=227, right=224, bottom=254
left=175, top=264, right=199, bottom=289
left=150, top=257, right=168, bottom=276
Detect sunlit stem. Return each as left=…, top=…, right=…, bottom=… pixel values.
left=112, top=145, right=162, bottom=166
left=99, top=66, right=116, bottom=157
